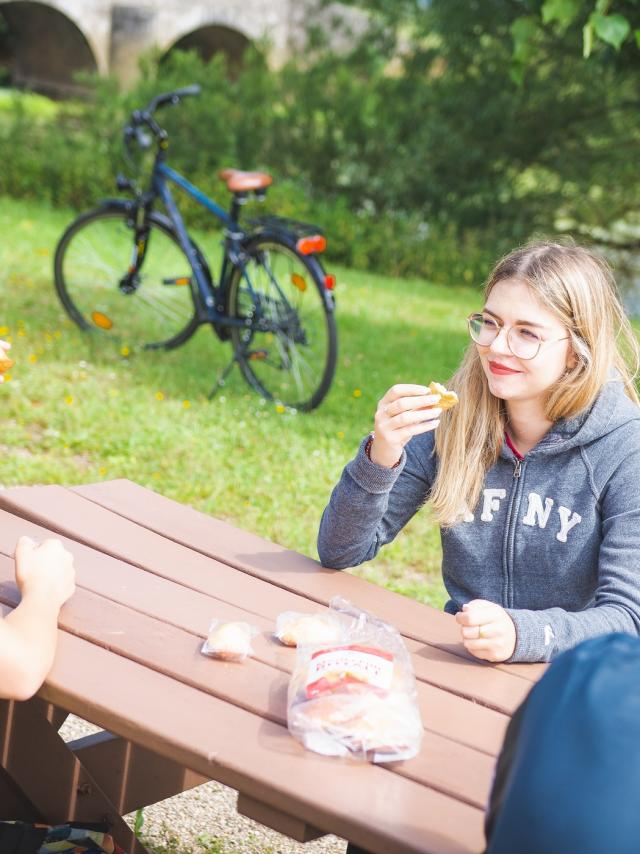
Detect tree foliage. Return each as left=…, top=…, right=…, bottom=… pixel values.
left=2, top=1, right=640, bottom=283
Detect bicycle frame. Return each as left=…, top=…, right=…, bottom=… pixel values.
left=148, top=160, right=250, bottom=328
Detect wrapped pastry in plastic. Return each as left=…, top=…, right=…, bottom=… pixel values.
left=201, top=620, right=258, bottom=662
left=287, top=597, right=423, bottom=762
left=275, top=610, right=344, bottom=647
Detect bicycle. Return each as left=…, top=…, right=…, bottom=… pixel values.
left=53, top=85, right=337, bottom=411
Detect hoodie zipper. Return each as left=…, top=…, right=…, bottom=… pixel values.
left=502, top=457, right=526, bottom=608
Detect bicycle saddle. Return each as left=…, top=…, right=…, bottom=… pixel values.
left=219, top=168, right=273, bottom=193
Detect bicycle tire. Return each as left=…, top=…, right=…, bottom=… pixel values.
left=54, top=202, right=203, bottom=351
left=227, top=233, right=337, bottom=411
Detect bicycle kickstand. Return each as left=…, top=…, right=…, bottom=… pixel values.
left=208, top=352, right=238, bottom=400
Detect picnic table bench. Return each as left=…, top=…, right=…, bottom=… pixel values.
left=0, top=479, right=546, bottom=853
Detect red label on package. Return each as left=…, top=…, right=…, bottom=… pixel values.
left=305, top=644, right=394, bottom=699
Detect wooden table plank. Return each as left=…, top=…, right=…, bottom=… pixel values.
left=0, top=511, right=510, bottom=753
left=0, top=555, right=494, bottom=810
left=0, top=490, right=535, bottom=715
left=73, top=480, right=546, bottom=683
left=0, top=531, right=509, bottom=756
left=0, top=602, right=486, bottom=854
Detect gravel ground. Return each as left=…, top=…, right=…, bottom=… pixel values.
left=59, top=716, right=348, bottom=854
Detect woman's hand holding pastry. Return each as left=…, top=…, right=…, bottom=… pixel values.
left=455, top=599, right=517, bottom=663
left=370, top=384, right=442, bottom=468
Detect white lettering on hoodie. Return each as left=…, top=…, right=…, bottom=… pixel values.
left=466, top=489, right=582, bottom=542
left=523, top=492, right=554, bottom=529
left=556, top=506, right=582, bottom=543
left=480, top=489, right=507, bottom=522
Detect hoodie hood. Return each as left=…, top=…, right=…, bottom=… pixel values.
left=500, top=377, right=640, bottom=461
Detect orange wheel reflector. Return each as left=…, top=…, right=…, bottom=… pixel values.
left=296, top=234, right=326, bottom=255
left=91, top=311, right=114, bottom=330
left=174, top=277, right=191, bottom=286
left=249, top=350, right=268, bottom=361
left=291, top=273, right=307, bottom=292
left=324, top=274, right=336, bottom=290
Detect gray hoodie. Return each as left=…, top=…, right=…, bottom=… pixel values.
left=317, top=379, right=640, bottom=663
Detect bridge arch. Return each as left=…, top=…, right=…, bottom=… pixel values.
left=160, top=22, right=252, bottom=74
left=0, top=0, right=101, bottom=95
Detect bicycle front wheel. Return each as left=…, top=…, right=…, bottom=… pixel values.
left=228, top=234, right=337, bottom=411
left=54, top=204, right=200, bottom=350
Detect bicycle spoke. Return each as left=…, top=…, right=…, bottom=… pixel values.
left=229, top=237, right=335, bottom=409
left=56, top=210, right=197, bottom=349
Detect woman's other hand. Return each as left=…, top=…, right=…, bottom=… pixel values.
left=370, top=384, right=442, bottom=468
left=456, top=599, right=517, bottom=662
left=14, top=536, right=76, bottom=609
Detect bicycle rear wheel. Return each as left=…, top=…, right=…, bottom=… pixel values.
left=227, top=234, right=337, bottom=411
left=54, top=204, right=200, bottom=350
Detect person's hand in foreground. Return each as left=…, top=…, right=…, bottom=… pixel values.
left=370, top=384, right=442, bottom=468
left=0, top=536, right=76, bottom=700
left=456, top=599, right=517, bottom=662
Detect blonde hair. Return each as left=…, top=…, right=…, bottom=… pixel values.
left=430, top=241, right=640, bottom=527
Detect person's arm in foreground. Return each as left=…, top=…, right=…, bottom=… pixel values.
left=0, top=536, right=76, bottom=700
left=318, top=384, right=441, bottom=568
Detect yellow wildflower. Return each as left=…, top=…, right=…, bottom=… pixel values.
left=353, top=388, right=362, bottom=398
left=275, top=404, right=286, bottom=414
left=155, top=391, right=165, bottom=401
left=120, top=346, right=130, bottom=357
left=28, top=353, right=37, bottom=364
left=65, top=396, right=74, bottom=405
left=182, top=400, right=191, bottom=409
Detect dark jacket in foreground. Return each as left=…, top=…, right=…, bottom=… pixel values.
left=485, top=633, right=640, bottom=853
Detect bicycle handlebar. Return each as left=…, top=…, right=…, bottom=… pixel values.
left=123, top=84, right=202, bottom=156
left=145, top=84, right=201, bottom=115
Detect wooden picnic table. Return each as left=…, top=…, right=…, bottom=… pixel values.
left=0, top=479, right=546, bottom=854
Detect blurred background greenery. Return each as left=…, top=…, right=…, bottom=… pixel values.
left=3, top=1, right=640, bottom=286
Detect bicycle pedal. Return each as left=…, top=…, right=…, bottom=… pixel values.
left=162, top=276, right=191, bottom=286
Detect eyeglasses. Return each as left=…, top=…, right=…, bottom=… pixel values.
left=467, top=313, right=570, bottom=361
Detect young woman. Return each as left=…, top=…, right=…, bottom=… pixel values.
left=0, top=337, right=76, bottom=700
left=318, top=242, right=640, bottom=664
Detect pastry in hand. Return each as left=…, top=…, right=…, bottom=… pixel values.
left=0, top=356, right=14, bottom=374
left=428, top=381, right=458, bottom=410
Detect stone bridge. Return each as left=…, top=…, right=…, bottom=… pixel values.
left=0, top=0, right=329, bottom=94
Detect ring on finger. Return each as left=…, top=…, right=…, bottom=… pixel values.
left=478, top=625, right=486, bottom=639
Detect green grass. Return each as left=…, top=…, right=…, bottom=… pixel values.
left=0, top=194, right=480, bottom=608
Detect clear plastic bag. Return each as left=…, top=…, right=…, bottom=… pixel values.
left=287, top=597, right=423, bottom=762
left=275, top=610, right=345, bottom=647
left=201, top=620, right=258, bottom=662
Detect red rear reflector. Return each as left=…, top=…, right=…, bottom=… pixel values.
left=297, top=235, right=326, bottom=255
left=324, top=274, right=336, bottom=290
